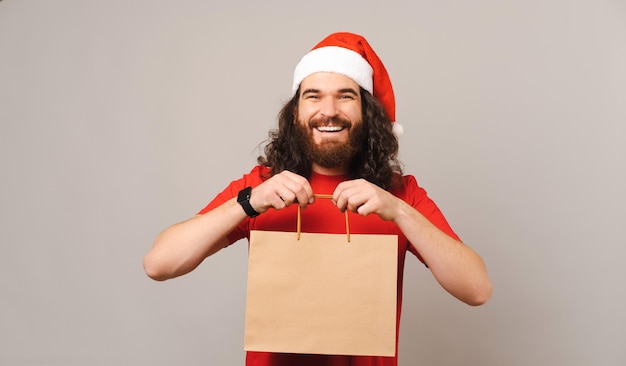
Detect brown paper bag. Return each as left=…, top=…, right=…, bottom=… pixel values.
left=243, top=206, right=398, bottom=357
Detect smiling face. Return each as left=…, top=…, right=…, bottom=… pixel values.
left=296, top=72, right=365, bottom=174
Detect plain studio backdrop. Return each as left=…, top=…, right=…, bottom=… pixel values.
left=1, top=1, right=624, bottom=365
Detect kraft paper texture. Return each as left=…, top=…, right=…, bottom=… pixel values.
left=244, top=230, right=398, bottom=357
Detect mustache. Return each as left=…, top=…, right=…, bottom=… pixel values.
left=308, top=116, right=352, bottom=129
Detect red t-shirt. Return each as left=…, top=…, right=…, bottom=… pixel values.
left=199, top=166, right=459, bottom=366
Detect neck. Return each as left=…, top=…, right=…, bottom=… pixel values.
left=312, top=163, right=349, bottom=176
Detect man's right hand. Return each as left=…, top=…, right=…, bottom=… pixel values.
left=249, top=171, right=315, bottom=214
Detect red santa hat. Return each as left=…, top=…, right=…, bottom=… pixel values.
left=292, top=32, right=403, bottom=136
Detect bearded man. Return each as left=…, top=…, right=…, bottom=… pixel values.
left=144, top=32, right=492, bottom=366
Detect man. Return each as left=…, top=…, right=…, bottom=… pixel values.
left=144, top=32, right=492, bottom=366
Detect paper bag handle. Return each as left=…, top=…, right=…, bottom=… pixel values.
left=296, top=194, right=350, bottom=242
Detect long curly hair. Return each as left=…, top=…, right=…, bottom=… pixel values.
left=257, top=87, right=403, bottom=190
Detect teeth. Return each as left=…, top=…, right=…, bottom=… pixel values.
left=316, top=126, right=344, bottom=132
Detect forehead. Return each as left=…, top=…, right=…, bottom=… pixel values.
left=299, top=72, right=361, bottom=93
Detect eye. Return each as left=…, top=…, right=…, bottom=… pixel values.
left=339, top=94, right=355, bottom=100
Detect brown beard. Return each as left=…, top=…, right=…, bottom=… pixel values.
left=294, top=116, right=366, bottom=169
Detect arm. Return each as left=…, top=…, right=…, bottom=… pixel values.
left=332, top=179, right=493, bottom=306
left=143, top=171, right=314, bottom=281
left=143, top=197, right=246, bottom=281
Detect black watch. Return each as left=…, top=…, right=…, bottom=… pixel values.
left=237, top=186, right=260, bottom=218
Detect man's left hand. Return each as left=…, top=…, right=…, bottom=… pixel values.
left=332, top=179, right=401, bottom=221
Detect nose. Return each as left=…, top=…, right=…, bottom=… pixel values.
left=319, top=97, right=338, bottom=118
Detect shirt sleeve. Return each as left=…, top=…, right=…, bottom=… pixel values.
left=401, top=175, right=461, bottom=259
left=196, top=166, right=265, bottom=245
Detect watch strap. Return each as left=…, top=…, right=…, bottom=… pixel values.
left=237, top=186, right=260, bottom=218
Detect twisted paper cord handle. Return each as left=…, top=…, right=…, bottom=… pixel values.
left=297, top=194, right=350, bottom=242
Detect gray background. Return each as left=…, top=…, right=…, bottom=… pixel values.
left=1, top=0, right=625, bottom=365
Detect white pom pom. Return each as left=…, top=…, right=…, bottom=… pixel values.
left=392, top=122, right=404, bottom=136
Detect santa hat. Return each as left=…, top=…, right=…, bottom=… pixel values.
left=292, top=32, right=403, bottom=136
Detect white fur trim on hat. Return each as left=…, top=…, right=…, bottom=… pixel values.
left=292, top=46, right=374, bottom=94
left=392, top=122, right=404, bottom=136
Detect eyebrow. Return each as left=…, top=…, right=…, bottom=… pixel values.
left=301, top=88, right=360, bottom=96
left=338, top=88, right=359, bottom=96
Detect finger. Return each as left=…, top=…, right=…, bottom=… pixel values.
left=333, top=182, right=364, bottom=213
left=250, top=173, right=297, bottom=211
left=346, top=193, right=369, bottom=214
left=354, top=200, right=374, bottom=216
left=335, top=179, right=382, bottom=215
left=274, top=187, right=297, bottom=206
left=332, top=185, right=349, bottom=212
left=268, top=194, right=288, bottom=210
left=279, top=172, right=314, bottom=207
